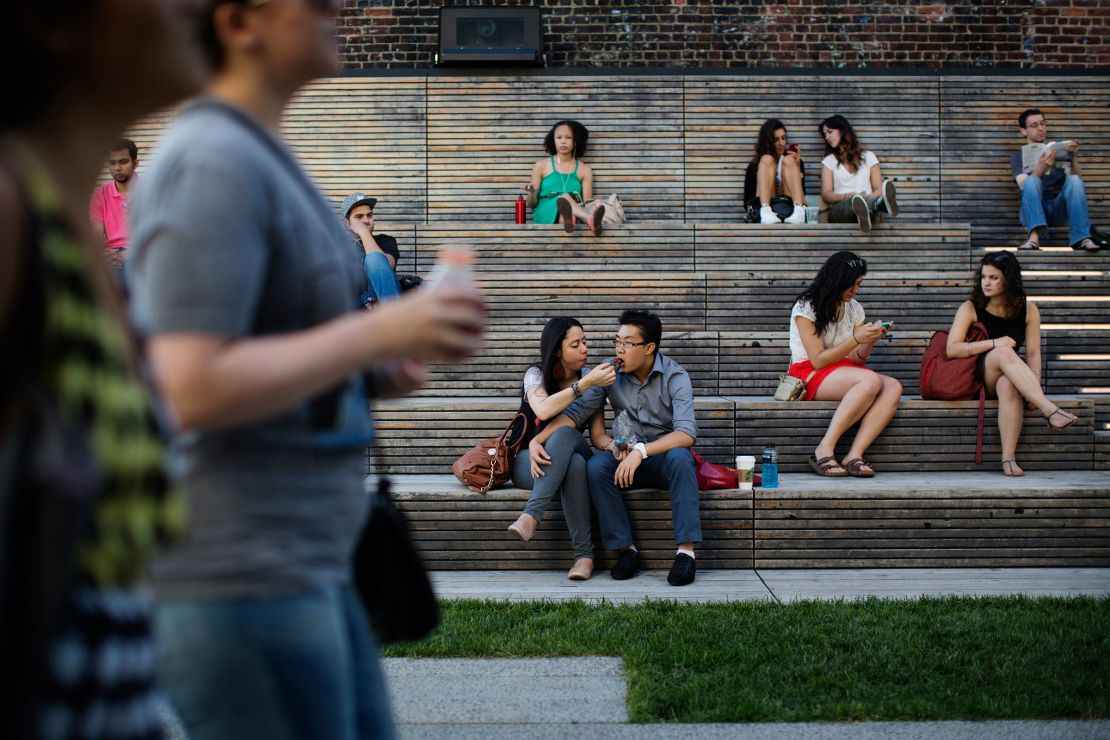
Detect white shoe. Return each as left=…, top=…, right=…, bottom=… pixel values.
left=880, top=179, right=899, bottom=217
left=851, top=194, right=872, bottom=234
left=759, top=205, right=780, bottom=224
left=784, top=203, right=807, bottom=224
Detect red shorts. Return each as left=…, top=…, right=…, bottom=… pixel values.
left=788, top=359, right=871, bottom=401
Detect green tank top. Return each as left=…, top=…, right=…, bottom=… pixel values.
left=533, top=156, right=582, bottom=224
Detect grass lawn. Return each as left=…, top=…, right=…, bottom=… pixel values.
left=383, top=596, right=1110, bottom=723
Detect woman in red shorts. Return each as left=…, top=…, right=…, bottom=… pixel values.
left=787, top=251, right=902, bottom=477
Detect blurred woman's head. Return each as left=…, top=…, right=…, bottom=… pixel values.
left=544, top=120, right=589, bottom=158
left=1, top=0, right=207, bottom=131
left=796, top=251, right=869, bottom=335
left=201, top=0, right=341, bottom=87
left=537, top=317, right=587, bottom=395
left=819, top=114, right=862, bottom=171
left=973, top=251, right=1026, bottom=315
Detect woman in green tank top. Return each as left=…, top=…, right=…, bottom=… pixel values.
left=526, top=120, right=607, bottom=235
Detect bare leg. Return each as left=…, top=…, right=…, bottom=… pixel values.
left=781, top=156, right=805, bottom=202
left=756, top=154, right=777, bottom=207
left=843, top=375, right=902, bottom=470
left=812, top=366, right=883, bottom=470
left=993, top=375, right=1024, bottom=475
left=981, top=346, right=1075, bottom=427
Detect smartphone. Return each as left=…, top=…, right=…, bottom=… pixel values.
left=877, top=321, right=892, bottom=329
left=787, top=144, right=799, bottom=154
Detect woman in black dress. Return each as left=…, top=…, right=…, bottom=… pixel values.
left=945, top=251, right=1078, bottom=476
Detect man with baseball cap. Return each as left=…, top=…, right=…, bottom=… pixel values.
left=341, top=192, right=401, bottom=306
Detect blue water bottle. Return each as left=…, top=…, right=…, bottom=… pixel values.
left=761, top=444, right=779, bottom=489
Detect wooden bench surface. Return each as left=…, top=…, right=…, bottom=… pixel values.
left=407, top=223, right=973, bottom=275
left=730, top=396, right=1094, bottom=473
left=386, top=472, right=1110, bottom=570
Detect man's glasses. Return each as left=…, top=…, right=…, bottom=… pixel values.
left=614, top=338, right=647, bottom=349
left=1025, top=121, right=1047, bottom=129
left=847, top=259, right=866, bottom=269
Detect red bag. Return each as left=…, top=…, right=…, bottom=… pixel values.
left=692, top=450, right=753, bottom=490
left=919, top=321, right=989, bottom=464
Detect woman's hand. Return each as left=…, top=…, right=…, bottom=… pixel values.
left=992, top=336, right=1018, bottom=351
left=582, top=361, right=617, bottom=389
left=529, top=439, right=552, bottom=478
left=854, top=323, right=884, bottom=345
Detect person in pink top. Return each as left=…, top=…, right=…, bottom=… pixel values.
left=88, top=137, right=138, bottom=268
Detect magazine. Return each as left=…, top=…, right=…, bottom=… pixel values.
left=1021, top=140, right=1075, bottom=174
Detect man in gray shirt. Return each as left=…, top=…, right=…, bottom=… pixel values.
left=545, top=309, right=701, bottom=586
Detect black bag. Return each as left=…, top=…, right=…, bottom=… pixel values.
left=352, top=476, right=438, bottom=645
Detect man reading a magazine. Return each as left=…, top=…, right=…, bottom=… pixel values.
left=1011, top=108, right=1099, bottom=252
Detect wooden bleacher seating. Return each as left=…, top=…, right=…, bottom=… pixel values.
left=124, top=72, right=1110, bottom=568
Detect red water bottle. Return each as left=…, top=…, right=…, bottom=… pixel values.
left=515, top=194, right=526, bottom=224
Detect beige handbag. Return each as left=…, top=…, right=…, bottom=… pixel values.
left=773, top=370, right=817, bottom=401
left=587, top=193, right=626, bottom=226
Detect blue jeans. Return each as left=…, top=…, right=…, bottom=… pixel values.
left=1020, top=174, right=1092, bottom=246
left=361, top=252, right=400, bottom=306
left=155, top=585, right=396, bottom=740
left=586, top=446, right=701, bottom=549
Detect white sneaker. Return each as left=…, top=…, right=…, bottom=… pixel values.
left=760, top=205, right=780, bottom=224
left=784, top=203, right=807, bottom=224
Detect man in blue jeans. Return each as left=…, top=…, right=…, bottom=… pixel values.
left=1010, top=109, right=1099, bottom=252
left=544, top=309, right=701, bottom=586
left=342, top=192, right=402, bottom=305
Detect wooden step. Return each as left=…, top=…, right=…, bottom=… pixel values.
left=408, top=223, right=973, bottom=275
left=371, top=396, right=1095, bottom=474
left=382, top=471, right=1110, bottom=569
left=729, top=395, right=1094, bottom=473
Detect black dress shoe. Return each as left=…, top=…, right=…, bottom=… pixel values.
left=610, top=549, right=641, bottom=580
left=667, top=552, right=696, bottom=586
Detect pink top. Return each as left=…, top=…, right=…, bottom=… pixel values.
left=89, top=179, right=132, bottom=250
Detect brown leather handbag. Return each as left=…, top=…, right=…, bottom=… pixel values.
left=451, top=411, right=530, bottom=493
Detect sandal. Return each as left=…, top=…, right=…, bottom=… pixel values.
left=1002, top=459, right=1024, bottom=477
left=808, top=455, right=847, bottom=477
left=556, top=197, right=574, bottom=234
left=1044, top=408, right=1079, bottom=431
left=1017, top=237, right=1040, bottom=250
left=590, top=204, right=605, bottom=236
left=842, top=458, right=876, bottom=478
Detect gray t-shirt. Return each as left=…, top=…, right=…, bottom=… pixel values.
left=129, top=100, right=369, bottom=601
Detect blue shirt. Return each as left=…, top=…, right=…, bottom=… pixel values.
left=563, top=351, right=698, bottom=443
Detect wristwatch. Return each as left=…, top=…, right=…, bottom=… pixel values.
left=633, top=442, right=649, bottom=460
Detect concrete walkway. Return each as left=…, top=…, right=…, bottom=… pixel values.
left=430, top=567, right=1110, bottom=603
left=384, top=657, right=1110, bottom=739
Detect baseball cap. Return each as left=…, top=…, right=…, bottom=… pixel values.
left=341, top=192, right=377, bottom=219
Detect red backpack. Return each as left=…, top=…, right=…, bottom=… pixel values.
left=919, top=321, right=989, bottom=463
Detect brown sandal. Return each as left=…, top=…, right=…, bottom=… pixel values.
left=556, top=197, right=574, bottom=233
left=590, top=204, right=605, bottom=236
left=842, top=458, right=875, bottom=478
left=1045, top=408, right=1078, bottom=431
left=808, top=455, right=847, bottom=477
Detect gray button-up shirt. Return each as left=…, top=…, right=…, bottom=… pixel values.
left=563, top=351, right=698, bottom=443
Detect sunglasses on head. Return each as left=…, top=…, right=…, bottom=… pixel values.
left=846, top=258, right=866, bottom=269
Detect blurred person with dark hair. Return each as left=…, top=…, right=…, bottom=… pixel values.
left=89, top=138, right=140, bottom=269
left=0, top=1, right=207, bottom=737
left=128, top=0, right=485, bottom=738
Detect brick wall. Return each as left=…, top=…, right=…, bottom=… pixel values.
left=338, top=0, right=1109, bottom=70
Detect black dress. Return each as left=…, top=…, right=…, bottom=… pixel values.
left=974, top=303, right=1027, bottom=383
